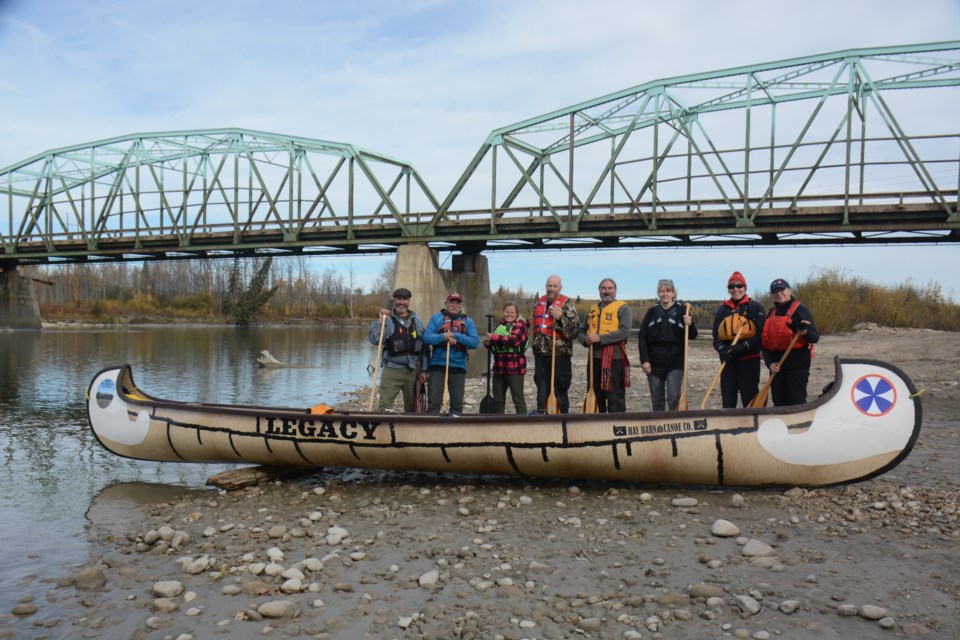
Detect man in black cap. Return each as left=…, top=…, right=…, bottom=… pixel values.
left=368, top=287, right=428, bottom=411
left=761, top=278, right=820, bottom=406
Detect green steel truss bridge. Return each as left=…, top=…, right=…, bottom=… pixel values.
left=2, top=41, right=959, bottom=266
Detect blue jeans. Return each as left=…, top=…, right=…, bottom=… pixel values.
left=647, top=369, right=684, bottom=411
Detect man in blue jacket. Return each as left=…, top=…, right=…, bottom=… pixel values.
left=423, top=293, right=480, bottom=414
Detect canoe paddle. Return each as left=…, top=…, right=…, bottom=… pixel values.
left=479, top=314, right=497, bottom=414
left=700, top=322, right=745, bottom=410
left=675, top=303, right=691, bottom=410
left=583, top=343, right=598, bottom=413
left=368, top=314, right=387, bottom=411
left=546, top=332, right=559, bottom=414
left=748, top=323, right=806, bottom=408
left=440, top=344, right=451, bottom=413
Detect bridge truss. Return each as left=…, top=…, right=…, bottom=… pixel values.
left=2, top=41, right=959, bottom=266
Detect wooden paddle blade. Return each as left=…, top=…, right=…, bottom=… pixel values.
left=747, top=388, right=770, bottom=408
left=546, top=394, right=559, bottom=415
left=674, top=396, right=688, bottom=411
left=582, top=391, right=598, bottom=414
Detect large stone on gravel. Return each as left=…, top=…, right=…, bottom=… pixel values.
left=742, top=539, right=776, bottom=557
left=258, top=600, right=299, bottom=618
left=73, top=568, right=107, bottom=590
left=690, top=583, right=725, bottom=599
left=711, top=519, right=740, bottom=537
left=152, top=581, right=184, bottom=598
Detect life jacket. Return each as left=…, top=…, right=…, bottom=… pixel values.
left=440, top=312, right=468, bottom=351
left=717, top=299, right=757, bottom=342
left=385, top=314, right=422, bottom=356
left=762, top=300, right=809, bottom=351
left=587, top=300, right=626, bottom=335
left=490, top=322, right=523, bottom=354
left=533, top=295, right=569, bottom=337
left=646, top=303, right=682, bottom=342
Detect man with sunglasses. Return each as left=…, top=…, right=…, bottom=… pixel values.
left=711, top=271, right=766, bottom=408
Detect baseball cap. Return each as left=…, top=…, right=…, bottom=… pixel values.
left=769, top=278, right=790, bottom=292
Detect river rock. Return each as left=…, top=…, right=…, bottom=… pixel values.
left=690, top=583, right=725, bottom=599
left=258, top=600, right=299, bottom=618
left=73, top=567, right=107, bottom=590
left=742, top=539, right=776, bottom=557
left=11, top=604, right=37, bottom=616
left=711, top=519, right=740, bottom=537
left=153, top=580, right=185, bottom=598
left=735, top=595, right=761, bottom=614
left=672, top=497, right=698, bottom=507
left=419, top=569, right=440, bottom=588
left=860, top=604, right=888, bottom=620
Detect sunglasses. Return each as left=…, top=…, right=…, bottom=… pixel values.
left=727, top=284, right=745, bottom=290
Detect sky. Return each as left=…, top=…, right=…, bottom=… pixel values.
left=1, top=0, right=958, bottom=301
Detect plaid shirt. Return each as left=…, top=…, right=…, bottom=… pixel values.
left=489, top=319, right=529, bottom=375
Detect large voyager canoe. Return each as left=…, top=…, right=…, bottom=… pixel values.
left=87, top=358, right=921, bottom=487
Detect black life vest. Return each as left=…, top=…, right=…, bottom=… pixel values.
left=386, top=315, right=422, bottom=356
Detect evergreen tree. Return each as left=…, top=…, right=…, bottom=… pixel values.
left=224, top=257, right=279, bottom=325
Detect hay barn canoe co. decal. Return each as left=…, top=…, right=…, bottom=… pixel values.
left=851, top=374, right=896, bottom=417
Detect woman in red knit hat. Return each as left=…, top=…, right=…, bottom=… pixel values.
left=711, top=271, right=766, bottom=408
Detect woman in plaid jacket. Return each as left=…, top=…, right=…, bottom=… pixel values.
left=484, top=301, right=530, bottom=415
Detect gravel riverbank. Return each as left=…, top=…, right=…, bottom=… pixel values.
left=5, top=325, right=958, bottom=639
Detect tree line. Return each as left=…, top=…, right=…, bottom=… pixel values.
left=23, top=260, right=960, bottom=332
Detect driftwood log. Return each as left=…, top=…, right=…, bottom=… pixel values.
left=206, top=465, right=315, bottom=491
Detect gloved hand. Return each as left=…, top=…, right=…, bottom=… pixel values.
left=718, top=345, right=733, bottom=363
left=727, top=342, right=749, bottom=360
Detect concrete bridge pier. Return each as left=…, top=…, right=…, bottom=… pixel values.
left=393, top=244, right=492, bottom=377
left=0, top=267, right=42, bottom=330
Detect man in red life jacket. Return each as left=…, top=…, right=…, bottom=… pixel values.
left=762, top=278, right=820, bottom=406
left=530, top=275, right=581, bottom=414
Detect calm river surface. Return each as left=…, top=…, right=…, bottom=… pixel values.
left=0, top=325, right=375, bottom=612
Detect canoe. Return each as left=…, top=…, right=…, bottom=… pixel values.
left=86, top=357, right=921, bottom=487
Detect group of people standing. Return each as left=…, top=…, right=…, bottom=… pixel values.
left=368, top=270, right=818, bottom=415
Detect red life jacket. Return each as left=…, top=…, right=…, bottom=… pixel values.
left=440, top=313, right=468, bottom=351
left=533, top=295, right=569, bottom=337
left=762, top=300, right=809, bottom=352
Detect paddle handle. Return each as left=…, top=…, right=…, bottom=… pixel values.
left=368, top=315, right=387, bottom=411
left=749, top=330, right=803, bottom=408
left=546, top=332, right=559, bottom=414
left=676, top=303, right=691, bottom=410
left=700, top=322, right=746, bottom=410
left=441, top=345, right=451, bottom=413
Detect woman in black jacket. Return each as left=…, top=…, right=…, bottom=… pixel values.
left=638, top=279, right=697, bottom=411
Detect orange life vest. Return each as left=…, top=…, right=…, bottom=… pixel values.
left=762, top=300, right=809, bottom=351
left=533, top=295, right=569, bottom=337
left=717, top=312, right=757, bottom=342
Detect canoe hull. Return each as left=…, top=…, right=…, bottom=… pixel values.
left=86, top=358, right=920, bottom=487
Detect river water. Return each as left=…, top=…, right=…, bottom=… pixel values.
left=0, top=325, right=376, bottom=614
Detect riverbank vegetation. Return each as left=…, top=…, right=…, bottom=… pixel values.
left=24, top=260, right=960, bottom=332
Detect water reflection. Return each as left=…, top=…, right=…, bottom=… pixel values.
left=0, top=324, right=376, bottom=614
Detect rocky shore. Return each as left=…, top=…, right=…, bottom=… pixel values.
left=4, top=325, right=958, bottom=639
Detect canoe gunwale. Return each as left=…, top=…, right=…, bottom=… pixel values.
left=94, top=356, right=881, bottom=424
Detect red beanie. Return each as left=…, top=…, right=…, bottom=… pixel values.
left=728, top=271, right=746, bottom=287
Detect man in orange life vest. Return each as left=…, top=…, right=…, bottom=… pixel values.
left=423, top=293, right=480, bottom=414
left=580, top=278, right=632, bottom=412
left=712, top=271, right=766, bottom=408
left=530, top=275, right=581, bottom=414
left=762, top=278, right=820, bottom=406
